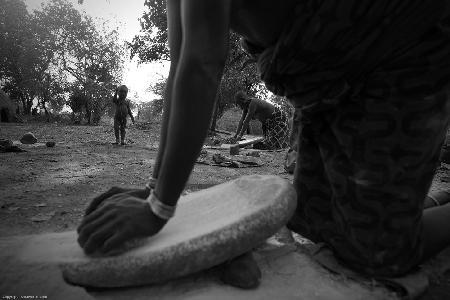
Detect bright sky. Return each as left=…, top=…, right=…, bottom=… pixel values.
left=24, top=0, right=170, bottom=103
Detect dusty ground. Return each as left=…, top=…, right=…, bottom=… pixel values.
left=0, top=121, right=290, bottom=237
left=0, top=119, right=449, bottom=299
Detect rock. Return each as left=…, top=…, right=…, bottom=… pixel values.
left=59, top=175, right=296, bottom=288
left=46, top=141, right=56, bottom=147
left=246, top=150, right=260, bottom=157
left=0, top=144, right=26, bottom=153
left=230, top=144, right=240, bottom=155
left=20, top=132, right=37, bottom=144
left=212, top=153, right=226, bottom=164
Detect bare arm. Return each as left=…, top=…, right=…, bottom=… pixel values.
left=234, top=108, right=248, bottom=137
left=237, top=101, right=256, bottom=138
left=151, top=0, right=183, bottom=179
left=112, top=89, right=118, bottom=105
left=127, top=102, right=135, bottom=123
left=155, top=0, right=231, bottom=206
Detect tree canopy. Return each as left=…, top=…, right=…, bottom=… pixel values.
left=1, top=0, right=125, bottom=123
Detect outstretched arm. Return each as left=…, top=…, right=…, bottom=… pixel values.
left=234, top=108, right=248, bottom=138
left=127, top=102, right=135, bottom=123
left=155, top=0, right=231, bottom=206
left=237, top=101, right=256, bottom=138
left=151, top=0, right=183, bottom=181
left=112, top=89, right=118, bottom=105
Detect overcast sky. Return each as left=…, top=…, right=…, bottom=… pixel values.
left=24, top=0, right=169, bottom=102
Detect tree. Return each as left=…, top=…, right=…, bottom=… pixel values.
left=68, top=87, right=90, bottom=123
left=34, top=0, right=125, bottom=124
left=37, top=72, right=66, bottom=121
left=127, top=0, right=168, bottom=62
left=0, top=0, right=54, bottom=114
left=0, top=0, right=125, bottom=122
left=140, top=76, right=166, bottom=121
left=128, top=1, right=261, bottom=131
left=213, top=32, right=260, bottom=131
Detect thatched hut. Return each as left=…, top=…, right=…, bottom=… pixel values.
left=0, top=90, right=17, bottom=122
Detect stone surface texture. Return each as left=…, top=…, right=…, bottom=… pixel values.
left=22, top=175, right=297, bottom=288
left=0, top=230, right=403, bottom=300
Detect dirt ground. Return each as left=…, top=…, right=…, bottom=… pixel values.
left=0, top=121, right=290, bottom=237
left=0, top=120, right=449, bottom=299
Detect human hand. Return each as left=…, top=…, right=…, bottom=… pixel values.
left=77, top=194, right=167, bottom=255
left=230, top=135, right=242, bottom=143
left=84, top=186, right=150, bottom=216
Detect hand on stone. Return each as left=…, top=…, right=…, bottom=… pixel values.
left=77, top=194, right=167, bottom=255
left=84, top=187, right=150, bottom=216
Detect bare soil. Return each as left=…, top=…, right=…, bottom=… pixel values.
left=0, top=121, right=290, bottom=237
left=0, top=119, right=449, bottom=299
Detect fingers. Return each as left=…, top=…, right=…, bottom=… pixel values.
left=102, top=231, right=130, bottom=255
left=78, top=209, right=114, bottom=246
left=85, top=187, right=150, bottom=218
left=84, top=187, right=123, bottom=216
left=82, top=221, right=120, bottom=255
left=77, top=195, right=161, bottom=256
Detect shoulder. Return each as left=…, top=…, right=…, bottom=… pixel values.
left=247, top=99, right=259, bottom=111
left=250, top=97, right=265, bottom=107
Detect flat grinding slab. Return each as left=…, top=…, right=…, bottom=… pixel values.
left=18, top=175, right=296, bottom=288
left=1, top=232, right=407, bottom=300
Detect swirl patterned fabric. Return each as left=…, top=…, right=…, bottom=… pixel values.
left=243, top=0, right=450, bottom=276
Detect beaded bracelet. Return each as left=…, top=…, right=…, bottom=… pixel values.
left=147, top=190, right=176, bottom=220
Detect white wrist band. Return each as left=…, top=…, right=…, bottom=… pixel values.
left=147, top=190, right=176, bottom=220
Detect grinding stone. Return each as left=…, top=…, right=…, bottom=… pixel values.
left=20, top=175, right=296, bottom=288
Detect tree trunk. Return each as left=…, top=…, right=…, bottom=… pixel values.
left=21, top=97, right=27, bottom=114
left=26, top=101, right=32, bottom=115
left=85, top=101, right=91, bottom=124
left=42, top=101, right=51, bottom=122
left=23, top=94, right=33, bottom=115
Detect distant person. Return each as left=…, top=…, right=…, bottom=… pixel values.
left=113, top=85, right=134, bottom=145
left=233, top=91, right=289, bottom=150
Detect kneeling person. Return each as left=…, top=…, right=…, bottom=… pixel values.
left=234, top=91, right=290, bottom=150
